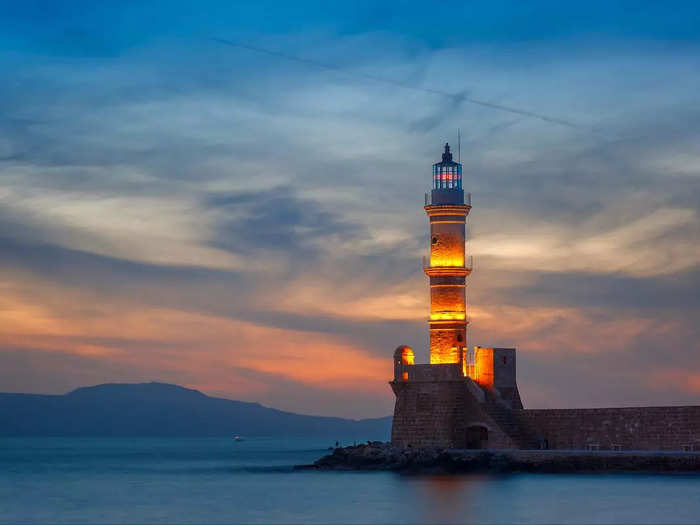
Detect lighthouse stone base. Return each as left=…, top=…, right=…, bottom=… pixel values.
left=390, top=360, right=528, bottom=449
left=390, top=349, right=700, bottom=451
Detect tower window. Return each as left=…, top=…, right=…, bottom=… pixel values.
left=431, top=236, right=438, bottom=244
left=457, top=334, right=463, bottom=342
left=502, top=356, right=507, bottom=365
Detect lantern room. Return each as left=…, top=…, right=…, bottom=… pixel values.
left=432, top=143, right=462, bottom=190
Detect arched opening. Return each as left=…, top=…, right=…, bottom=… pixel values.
left=393, top=345, right=415, bottom=382
left=466, top=425, right=489, bottom=449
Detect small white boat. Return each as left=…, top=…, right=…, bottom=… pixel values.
left=234, top=435, right=244, bottom=442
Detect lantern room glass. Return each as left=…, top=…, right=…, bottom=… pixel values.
left=432, top=163, right=462, bottom=190
left=432, top=143, right=462, bottom=191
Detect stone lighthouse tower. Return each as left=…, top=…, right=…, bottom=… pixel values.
left=425, top=143, right=471, bottom=365
left=390, top=143, right=523, bottom=449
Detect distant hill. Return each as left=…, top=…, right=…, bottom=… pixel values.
left=0, top=382, right=392, bottom=438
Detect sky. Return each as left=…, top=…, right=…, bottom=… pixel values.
left=1, top=1, right=699, bottom=418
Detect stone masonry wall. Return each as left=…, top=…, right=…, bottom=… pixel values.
left=429, top=222, right=465, bottom=267
left=391, top=379, right=514, bottom=449
left=430, top=285, right=465, bottom=316
left=519, top=406, right=700, bottom=451
left=429, top=328, right=464, bottom=364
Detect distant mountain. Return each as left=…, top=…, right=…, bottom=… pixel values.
left=0, top=382, right=392, bottom=438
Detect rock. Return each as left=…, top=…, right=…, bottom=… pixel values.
left=296, top=443, right=700, bottom=474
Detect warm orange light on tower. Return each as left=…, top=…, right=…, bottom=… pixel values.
left=424, top=144, right=471, bottom=365
left=472, top=346, right=495, bottom=388
left=395, top=345, right=414, bottom=365
left=394, top=345, right=415, bottom=381
left=429, top=312, right=466, bottom=321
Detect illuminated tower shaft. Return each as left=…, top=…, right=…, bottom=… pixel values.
left=424, top=143, right=471, bottom=364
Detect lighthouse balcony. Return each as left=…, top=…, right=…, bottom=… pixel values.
left=428, top=315, right=470, bottom=324
left=423, top=255, right=472, bottom=276
left=425, top=191, right=471, bottom=207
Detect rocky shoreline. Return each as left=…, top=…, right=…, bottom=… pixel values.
left=295, top=442, right=700, bottom=474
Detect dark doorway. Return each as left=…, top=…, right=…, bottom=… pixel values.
left=466, top=425, right=488, bottom=449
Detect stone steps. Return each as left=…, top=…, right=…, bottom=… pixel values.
left=484, top=391, right=540, bottom=449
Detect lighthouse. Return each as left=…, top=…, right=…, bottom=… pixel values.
left=387, top=143, right=698, bottom=451
left=390, top=142, right=522, bottom=449
left=424, top=143, right=472, bottom=365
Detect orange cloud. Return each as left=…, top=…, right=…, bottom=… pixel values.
left=468, top=304, right=671, bottom=355
left=649, top=369, right=700, bottom=395
left=0, top=280, right=390, bottom=411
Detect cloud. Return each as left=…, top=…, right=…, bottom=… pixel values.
left=473, top=206, right=699, bottom=277
left=0, top=278, right=392, bottom=417
left=1, top=22, right=699, bottom=416
left=649, top=370, right=700, bottom=396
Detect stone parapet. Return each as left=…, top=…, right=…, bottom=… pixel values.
left=518, top=406, right=700, bottom=451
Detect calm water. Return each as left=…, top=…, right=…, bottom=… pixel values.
left=1, top=437, right=699, bottom=524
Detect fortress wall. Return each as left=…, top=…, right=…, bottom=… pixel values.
left=519, top=406, right=700, bottom=451
left=406, top=364, right=463, bottom=382
left=391, top=381, right=465, bottom=447
left=390, top=379, right=514, bottom=449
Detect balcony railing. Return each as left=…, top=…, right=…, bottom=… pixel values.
left=425, top=192, right=472, bottom=206
left=429, top=313, right=471, bottom=324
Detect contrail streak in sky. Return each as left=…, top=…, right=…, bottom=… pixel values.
left=212, top=37, right=581, bottom=129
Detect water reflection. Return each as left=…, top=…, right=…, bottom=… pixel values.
left=404, top=474, right=494, bottom=523
left=3, top=438, right=700, bottom=524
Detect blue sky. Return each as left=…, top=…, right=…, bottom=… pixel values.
left=4, top=1, right=700, bottom=51
left=1, top=1, right=699, bottom=417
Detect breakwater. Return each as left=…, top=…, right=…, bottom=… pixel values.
left=296, top=442, right=700, bottom=474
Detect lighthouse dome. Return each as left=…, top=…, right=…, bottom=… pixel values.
left=394, top=345, right=415, bottom=365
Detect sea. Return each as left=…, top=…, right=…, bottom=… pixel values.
left=1, top=437, right=699, bottom=524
